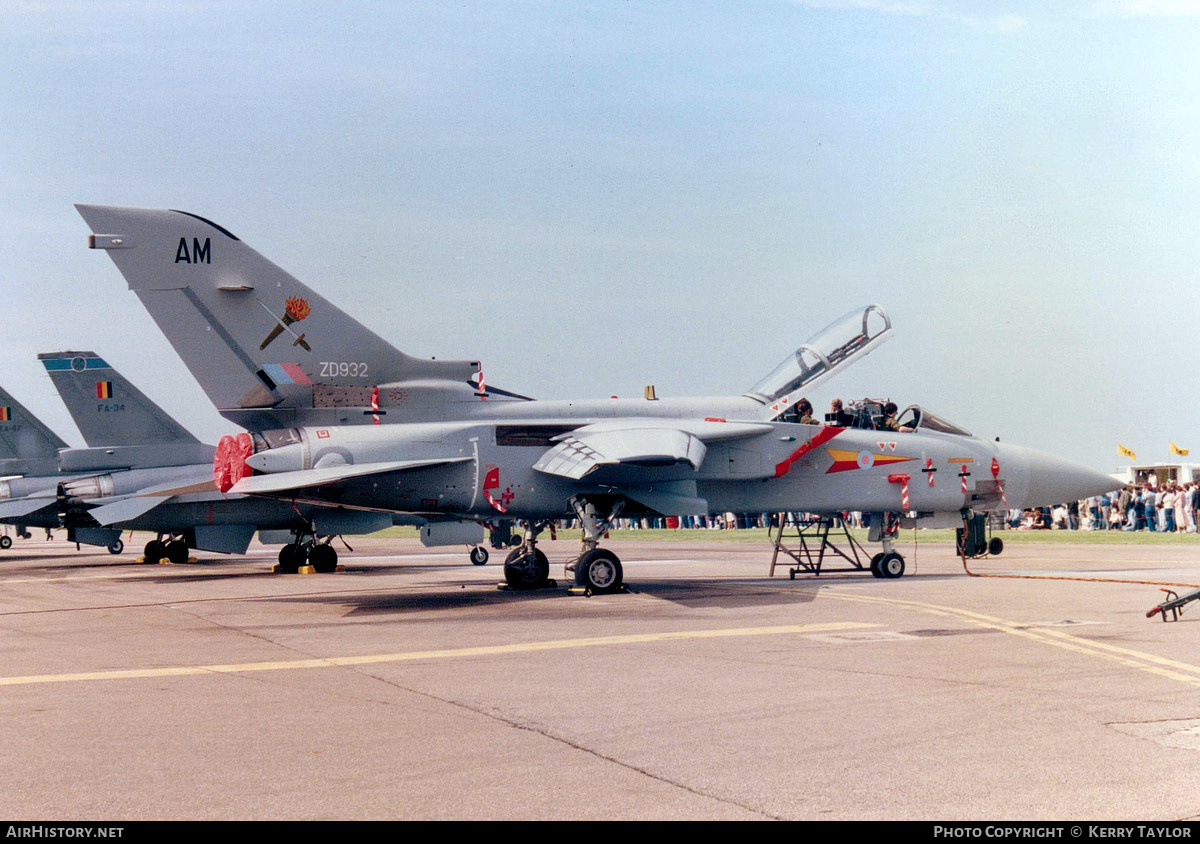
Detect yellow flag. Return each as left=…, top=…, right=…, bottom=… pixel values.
left=1118, top=443, right=1136, bottom=460
left=1170, top=441, right=1189, bottom=457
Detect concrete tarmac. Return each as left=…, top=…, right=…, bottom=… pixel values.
left=1, top=532, right=1199, bottom=820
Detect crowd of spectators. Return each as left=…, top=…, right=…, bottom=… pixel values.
left=1009, top=481, right=1199, bottom=532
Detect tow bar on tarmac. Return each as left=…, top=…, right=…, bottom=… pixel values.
left=1147, top=587, right=1200, bottom=622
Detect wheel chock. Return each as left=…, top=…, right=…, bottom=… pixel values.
left=497, top=578, right=558, bottom=592
left=272, top=564, right=345, bottom=574
left=567, top=584, right=631, bottom=597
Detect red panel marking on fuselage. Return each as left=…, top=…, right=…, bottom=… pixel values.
left=773, top=426, right=844, bottom=479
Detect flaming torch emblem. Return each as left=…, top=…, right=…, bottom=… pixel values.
left=260, top=296, right=312, bottom=351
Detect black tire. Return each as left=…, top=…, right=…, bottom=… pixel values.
left=309, top=544, right=338, bottom=573
left=277, top=543, right=304, bottom=574
left=144, top=540, right=164, bottom=564
left=869, top=552, right=885, bottom=578
left=574, top=548, right=623, bottom=593
left=879, top=552, right=905, bottom=579
left=503, top=548, right=549, bottom=589
left=507, top=534, right=522, bottom=548
left=165, top=541, right=188, bottom=565
left=469, top=546, right=489, bottom=566
left=988, top=537, right=1004, bottom=556
left=107, top=540, right=124, bottom=555
left=0, top=536, right=11, bottom=550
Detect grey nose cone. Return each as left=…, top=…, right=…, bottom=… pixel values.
left=999, top=443, right=1120, bottom=508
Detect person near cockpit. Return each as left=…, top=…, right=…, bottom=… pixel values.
left=881, top=401, right=914, bottom=433
left=797, top=398, right=816, bottom=424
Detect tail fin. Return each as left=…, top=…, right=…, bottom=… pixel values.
left=39, top=351, right=198, bottom=446
left=75, top=204, right=496, bottom=429
left=0, top=384, right=68, bottom=476
left=39, top=351, right=214, bottom=472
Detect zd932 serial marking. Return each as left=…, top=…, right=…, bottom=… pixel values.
left=319, top=361, right=369, bottom=378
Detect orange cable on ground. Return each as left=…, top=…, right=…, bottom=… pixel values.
left=956, top=518, right=1200, bottom=591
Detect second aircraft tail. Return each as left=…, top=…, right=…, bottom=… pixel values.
left=0, top=384, right=69, bottom=476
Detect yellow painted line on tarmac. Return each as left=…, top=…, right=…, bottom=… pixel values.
left=817, top=589, right=1200, bottom=688
left=0, top=621, right=877, bottom=688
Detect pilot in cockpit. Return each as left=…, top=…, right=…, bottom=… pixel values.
left=881, top=401, right=914, bottom=433
left=797, top=398, right=817, bottom=425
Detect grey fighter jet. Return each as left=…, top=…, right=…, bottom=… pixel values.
left=77, top=204, right=1118, bottom=591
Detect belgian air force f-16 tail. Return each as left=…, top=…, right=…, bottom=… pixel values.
left=79, top=204, right=1119, bottom=593
left=20, top=351, right=396, bottom=568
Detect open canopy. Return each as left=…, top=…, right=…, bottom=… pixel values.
left=746, top=304, right=892, bottom=417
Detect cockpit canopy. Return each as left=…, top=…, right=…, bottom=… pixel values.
left=836, top=400, right=973, bottom=437
left=747, top=304, right=892, bottom=419
left=895, top=405, right=972, bottom=437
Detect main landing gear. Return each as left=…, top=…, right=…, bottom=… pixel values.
left=144, top=534, right=189, bottom=565
left=276, top=529, right=340, bottom=574
left=566, top=497, right=627, bottom=595
left=1, top=527, right=34, bottom=550
left=498, top=500, right=628, bottom=595
left=502, top=521, right=552, bottom=589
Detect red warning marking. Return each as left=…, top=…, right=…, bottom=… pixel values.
left=773, top=426, right=844, bottom=479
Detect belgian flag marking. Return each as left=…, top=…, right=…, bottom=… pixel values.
left=96, top=381, right=113, bottom=399
left=0, top=407, right=9, bottom=421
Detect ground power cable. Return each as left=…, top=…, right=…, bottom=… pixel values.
left=956, top=516, right=1200, bottom=592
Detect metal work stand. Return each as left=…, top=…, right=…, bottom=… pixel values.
left=768, top=515, right=872, bottom=578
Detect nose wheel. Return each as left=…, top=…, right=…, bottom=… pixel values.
left=870, top=551, right=905, bottom=579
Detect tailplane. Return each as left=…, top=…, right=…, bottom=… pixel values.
left=75, top=205, right=514, bottom=429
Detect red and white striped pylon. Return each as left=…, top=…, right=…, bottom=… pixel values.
left=991, top=457, right=1008, bottom=507
left=889, top=474, right=911, bottom=511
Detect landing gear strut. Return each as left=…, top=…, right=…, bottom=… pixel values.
left=567, top=497, right=626, bottom=595
left=502, top=521, right=553, bottom=589
left=276, top=529, right=340, bottom=573
left=144, top=534, right=188, bottom=564
left=869, top=512, right=905, bottom=579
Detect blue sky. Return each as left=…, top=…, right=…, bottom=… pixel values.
left=2, top=1, right=1198, bottom=471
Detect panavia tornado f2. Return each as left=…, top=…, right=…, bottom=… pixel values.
left=77, top=204, right=1117, bottom=590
